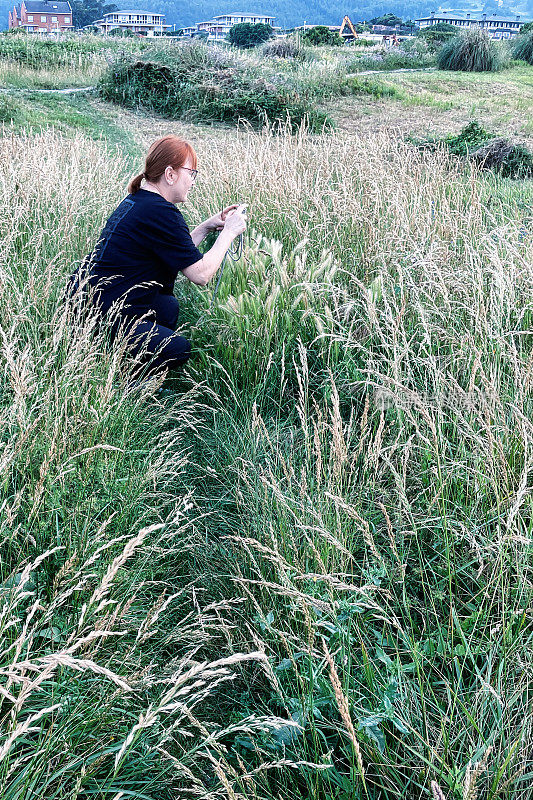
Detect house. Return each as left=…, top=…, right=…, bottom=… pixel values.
left=92, top=9, right=170, bottom=36
left=415, top=10, right=531, bottom=38
left=8, top=0, right=73, bottom=32
left=184, top=12, right=275, bottom=40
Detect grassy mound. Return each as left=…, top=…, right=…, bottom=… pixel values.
left=438, top=27, right=504, bottom=71
left=98, top=43, right=330, bottom=130
left=513, top=30, right=533, bottom=64
left=412, top=121, right=533, bottom=178
left=470, top=136, right=533, bottom=178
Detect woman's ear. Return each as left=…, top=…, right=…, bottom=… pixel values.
left=165, top=165, right=174, bottom=186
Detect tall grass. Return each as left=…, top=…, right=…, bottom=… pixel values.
left=0, top=130, right=292, bottom=798
left=0, top=32, right=156, bottom=88
left=1, top=120, right=533, bottom=799
left=512, top=30, right=533, bottom=64
left=438, top=28, right=505, bottom=72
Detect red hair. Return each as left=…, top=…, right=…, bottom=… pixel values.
left=128, top=135, right=198, bottom=194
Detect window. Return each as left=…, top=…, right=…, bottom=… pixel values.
left=40, top=15, right=46, bottom=21
left=27, top=14, right=33, bottom=20
left=52, top=16, right=57, bottom=21
left=64, top=15, right=69, bottom=22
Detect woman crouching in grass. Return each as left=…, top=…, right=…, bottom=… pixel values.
left=69, top=135, right=246, bottom=377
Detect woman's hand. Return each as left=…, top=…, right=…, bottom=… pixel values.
left=203, top=204, right=239, bottom=232
left=223, top=205, right=247, bottom=238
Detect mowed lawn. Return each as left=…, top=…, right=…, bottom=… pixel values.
left=329, top=65, right=533, bottom=144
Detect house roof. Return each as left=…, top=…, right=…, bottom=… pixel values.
left=417, top=10, right=527, bottom=22
left=212, top=12, right=275, bottom=17
left=103, top=8, right=164, bottom=14
left=483, top=12, right=528, bottom=22
left=23, top=0, right=71, bottom=12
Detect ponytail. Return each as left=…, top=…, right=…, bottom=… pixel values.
left=128, top=172, right=144, bottom=194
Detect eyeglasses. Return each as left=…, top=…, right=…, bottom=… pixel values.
left=180, top=167, right=198, bottom=180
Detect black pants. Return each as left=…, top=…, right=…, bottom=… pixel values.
left=111, top=294, right=191, bottom=377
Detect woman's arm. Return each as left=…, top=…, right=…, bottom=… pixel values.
left=190, top=205, right=239, bottom=247
left=190, top=221, right=209, bottom=247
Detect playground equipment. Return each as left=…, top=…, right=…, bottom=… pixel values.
left=339, top=15, right=358, bottom=41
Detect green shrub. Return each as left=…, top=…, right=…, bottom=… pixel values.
left=301, top=26, right=343, bottom=46
left=444, top=120, right=492, bottom=155
left=520, top=21, right=533, bottom=34
left=228, top=22, right=273, bottom=48
left=438, top=27, right=504, bottom=71
left=513, top=31, right=533, bottom=64
left=98, top=46, right=331, bottom=130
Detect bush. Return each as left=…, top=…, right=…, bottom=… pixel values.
left=301, top=26, right=343, bottom=46
left=98, top=45, right=330, bottom=131
left=470, top=137, right=533, bottom=178
left=228, top=22, right=273, bottom=48
left=513, top=31, right=533, bottom=64
left=520, top=21, right=533, bottom=34
left=438, top=27, right=504, bottom=71
left=444, top=120, right=492, bottom=155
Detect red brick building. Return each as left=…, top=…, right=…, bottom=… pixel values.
left=9, top=0, right=73, bottom=32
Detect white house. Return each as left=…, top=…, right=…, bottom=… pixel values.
left=185, top=12, right=275, bottom=40
left=416, top=10, right=531, bottom=38
left=93, top=9, right=170, bottom=35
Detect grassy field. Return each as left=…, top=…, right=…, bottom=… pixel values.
left=1, top=33, right=533, bottom=800
left=327, top=65, right=533, bottom=143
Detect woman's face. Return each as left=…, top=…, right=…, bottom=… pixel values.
left=170, top=156, right=197, bottom=203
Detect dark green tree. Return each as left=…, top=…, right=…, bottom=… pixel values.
left=228, top=22, right=273, bottom=48
left=369, top=13, right=402, bottom=26
left=519, top=21, right=533, bottom=34
left=70, top=0, right=117, bottom=28
left=417, top=22, right=459, bottom=49
left=301, top=25, right=343, bottom=45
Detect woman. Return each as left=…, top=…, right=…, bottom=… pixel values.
left=72, top=135, right=246, bottom=376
